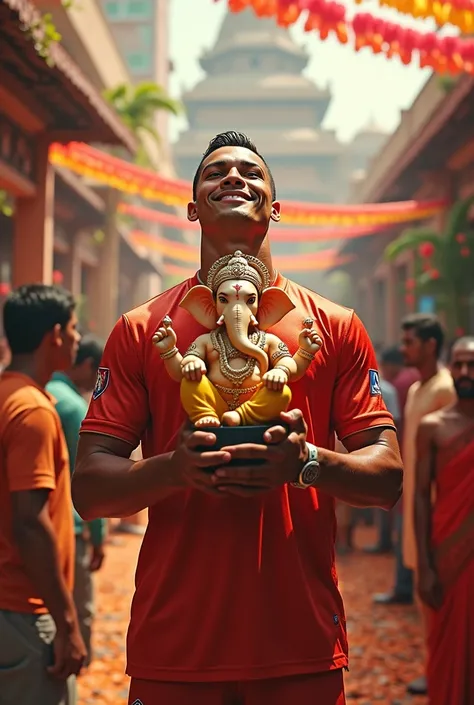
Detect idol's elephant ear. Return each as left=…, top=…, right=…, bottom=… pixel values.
left=179, top=285, right=217, bottom=329
left=257, top=287, right=295, bottom=331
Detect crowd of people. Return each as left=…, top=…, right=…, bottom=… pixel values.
left=337, top=316, right=474, bottom=701
left=0, top=131, right=472, bottom=705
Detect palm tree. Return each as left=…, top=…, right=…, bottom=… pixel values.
left=385, top=196, right=474, bottom=337
left=104, top=81, right=182, bottom=167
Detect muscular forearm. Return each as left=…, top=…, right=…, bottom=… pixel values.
left=315, top=442, right=402, bottom=509
left=14, top=516, right=78, bottom=633
left=414, top=492, right=435, bottom=571
left=73, top=451, right=185, bottom=520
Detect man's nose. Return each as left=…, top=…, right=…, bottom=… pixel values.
left=222, top=168, right=245, bottom=187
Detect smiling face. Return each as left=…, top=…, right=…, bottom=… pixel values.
left=188, top=146, right=280, bottom=238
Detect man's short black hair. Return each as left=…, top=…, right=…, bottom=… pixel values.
left=380, top=346, right=404, bottom=366
left=192, top=131, right=276, bottom=201
left=74, top=334, right=104, bottom=369
left=401, top=313, right=445, bottom=358
left=3, top=284, right=75, bottom=355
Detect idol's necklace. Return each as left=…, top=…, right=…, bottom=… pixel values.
left=210, top=327, right=266, bottom=385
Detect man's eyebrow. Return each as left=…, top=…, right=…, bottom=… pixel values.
left=201, top=159, right=263, bottom=172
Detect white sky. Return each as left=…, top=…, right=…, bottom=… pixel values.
left=168, top=0, right=440, bottom=144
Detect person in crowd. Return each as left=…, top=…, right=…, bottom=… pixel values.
left=47, top=334, right=106, bottom=668
left=398, top=314, right=456, bottom=696
left=0, top=284, right=85, bottom=705
left=73, top=131, right=402, bottom=705
left=373, top=345, right=420, bottom=604
left=414, top=336, right=474, bottom=705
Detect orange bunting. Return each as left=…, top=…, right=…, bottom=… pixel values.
left=50, top=142, right=448, bottom=227
left=220, top=0, right=474, bottom=76
left=130, top=229, right=353, bottom=271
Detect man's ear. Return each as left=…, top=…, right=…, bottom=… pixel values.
left=271, top=201, right=281, bottom=223
left=50, top=323, right=63, bottom=348
left=187, top=201, right=198, bottom=222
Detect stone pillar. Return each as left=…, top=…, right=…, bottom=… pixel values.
left=62, top=231, right=82, bottom=299
left=13, top=138, right=54, bottom=286
left=94, top=188, right=120, bottom=339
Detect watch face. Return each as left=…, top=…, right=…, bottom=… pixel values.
left=301, top=462, right=320, bottom=486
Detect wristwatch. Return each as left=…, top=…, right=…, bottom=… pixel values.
left=291, top=442, right=320, bottom=489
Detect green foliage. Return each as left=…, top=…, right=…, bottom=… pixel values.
left=23, top=1, right=78, bottom=66
left=103, top=82, right=183, bottom=167
left=385, top=196, right=474, bottom=335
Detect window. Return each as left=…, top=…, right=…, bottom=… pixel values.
left=139, top=25, right=153, bottom=48
left=126, top=52, right=151, bottom=73
left=127, top=0, right=152, bottom=18
left=104, top=1, right=120, bottom=17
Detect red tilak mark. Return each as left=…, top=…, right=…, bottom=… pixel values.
left=233, top=284, right=242, bottom=299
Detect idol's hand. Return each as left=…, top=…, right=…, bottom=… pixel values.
left=181, top=356, right=207, bottom=382
left=152, top=315, right=177, bottom=353
left=262, top=368, right=288, bottom=391
left=298, top=318, right=322, bottom=354
left=213, top=409, right=308, bottom=496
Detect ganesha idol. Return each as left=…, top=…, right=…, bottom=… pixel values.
left=152, top=251, right=322, bottom=428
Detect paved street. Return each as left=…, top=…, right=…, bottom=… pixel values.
left=78, top=527, right=427, bottom=705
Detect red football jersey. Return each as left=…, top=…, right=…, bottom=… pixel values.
left=81, top=272, right=394, bottom=682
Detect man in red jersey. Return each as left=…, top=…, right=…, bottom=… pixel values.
left=73, top=131, right=403, bottom=705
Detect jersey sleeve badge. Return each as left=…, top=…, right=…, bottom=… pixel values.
left=369, top=369, right=381, bottom=396
left=92, top=367, right=110, bottom=400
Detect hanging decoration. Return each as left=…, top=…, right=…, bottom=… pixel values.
left=118, top=202, right=393, bottom=241
left=373, top=0, right=474, bottom=34
left=129, top=229, right=353, bottom=270
left=220, top=0, right=474, bottom=76
left=49, top=141, right=447, bottom=227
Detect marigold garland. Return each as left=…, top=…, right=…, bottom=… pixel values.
left=221, top=0, right=474, bottom=76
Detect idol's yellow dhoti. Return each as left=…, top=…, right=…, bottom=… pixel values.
left=180, top=375, right=292, bottom=425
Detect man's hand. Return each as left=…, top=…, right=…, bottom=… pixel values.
left=213, top=409, right=308, bottom=496
left=89, top=544, right=105, bottom=572
left=418, top=566, right=443, bottom=610
left=47, top=624, right=87, bottom=680
left=172, top=423, right=232, bottom=494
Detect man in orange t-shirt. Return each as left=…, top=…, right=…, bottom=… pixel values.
left=0, top=284, right=85, bottom=705
left=74, top=131, right=403, bottom=705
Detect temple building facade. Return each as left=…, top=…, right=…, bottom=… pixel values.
left=174, top=9, right=386, bottom=206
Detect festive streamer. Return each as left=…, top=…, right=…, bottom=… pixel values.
left=130, top=229, right=351, bottom=270
left=50, top=141, right=447, bottom=226
left=220, top=0, right=474, bottom=76
left=163, top=254, right=353, bottom=278
left=118, top=202, right=394, bottom=240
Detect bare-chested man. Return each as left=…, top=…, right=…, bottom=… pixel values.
left=414, top=336, right=474, bottom=705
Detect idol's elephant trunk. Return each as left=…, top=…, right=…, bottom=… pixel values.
left=225, top=303, right=268, bottom=374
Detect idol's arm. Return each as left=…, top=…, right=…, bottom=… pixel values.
left=314, top=427, right=403, bottom=509
left=267, top=333, right=319, bottom=383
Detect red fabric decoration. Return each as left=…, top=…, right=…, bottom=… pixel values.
left=0, top=282, right=11, bottom=296
left=52, top=270, right=64, bottom=284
